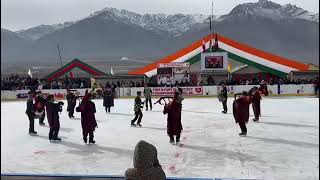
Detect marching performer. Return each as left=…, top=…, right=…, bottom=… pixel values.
left=34, top=91, right=47, bottom=125
left=144, top=84, right=153, bottom=111
left=77, top=93, right=98, bottom=144
left=103, top=85, right=114, bottom=113
left=46, top=95, right=64, bottom=141
left=220, top=84, right=228, bottom=114
left=163, top=91, right=183, bottom=145
left=66, top=90, right=77, bottom=118
left=26, top=91, right=37, bottom=135
left=251, top=87, right=262, bottom=121
left=131, top=91, right=144, bottom=127
left=233, top=91, right=251, bottom=136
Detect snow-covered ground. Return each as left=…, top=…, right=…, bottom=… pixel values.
left=1, top=97, right=319, bottom=180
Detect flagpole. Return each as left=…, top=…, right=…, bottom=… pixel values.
left=211, top=0, right=214, bottom=52
left=57, top=42, right=63, bottom=68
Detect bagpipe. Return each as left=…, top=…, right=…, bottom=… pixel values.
left=56, top=101, right=65, bottom=112
left=154, top=96, right=173, bottom=106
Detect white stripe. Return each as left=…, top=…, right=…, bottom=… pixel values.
left=219, top=42, right=298, bottom=73
left=145, top=42, right=209, bottom=76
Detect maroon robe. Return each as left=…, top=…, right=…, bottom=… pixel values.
left=45, top=102, right=60, bottom=129
left=233, top=97, right=250, bottom=124
left=79, top=101, right=97, bottom=134
left=252, top=90, right=262, bottom=118
left=163, top=101, right=183, bottom=135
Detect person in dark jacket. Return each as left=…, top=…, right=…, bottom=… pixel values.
left=26, top=91, right=37, bottom=135
left=66, top=90, right=77, bottom=118
left=163, top=91, right=183, bottom=145
left=46, top=95, right=63, bottom=141
left=34, top=91, right=47, bottom=125
left=77, top=93, right=97, bottom=144
left=125, top=140, right=166, bottom=180
left=221, top=84, right=228, bottom=114
left=251, top=87, right=262, bottom=121
left=131, top=91, right=144, bottom=127
left=103, top=86, right=114, bottom=113
left=144, top=84, right=153, bottom=111
left=233, top=91, right=251, bottom=136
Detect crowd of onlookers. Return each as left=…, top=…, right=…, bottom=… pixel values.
left=1, top=75, right=91, bottom=91
left=1, top=74, right=318, bottom=91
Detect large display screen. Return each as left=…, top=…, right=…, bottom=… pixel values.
left=201, top=52, right=228, bottom=71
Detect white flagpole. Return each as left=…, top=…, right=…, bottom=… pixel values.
left=111, top=67, right=114, bottom=75
left=28, top=68, right=33, bottom=78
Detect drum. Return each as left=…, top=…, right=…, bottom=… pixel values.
left=218, top=92, right=225, bottom=102
left=34, top=110, right=44, bottom=119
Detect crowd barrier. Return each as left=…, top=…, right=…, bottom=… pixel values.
left=1, top=173, right=259, bottom=180
left=1, top=84, right=316, bottom=100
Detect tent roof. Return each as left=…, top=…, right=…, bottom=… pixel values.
left=46, top=58, right=107, bottom=81
left=128, top=34, right=309, bottom=78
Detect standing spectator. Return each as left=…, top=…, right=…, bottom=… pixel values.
left=125, top=140, right=166, bottom=180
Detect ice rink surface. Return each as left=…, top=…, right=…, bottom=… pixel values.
left=1, top=97, right=319, bottom=180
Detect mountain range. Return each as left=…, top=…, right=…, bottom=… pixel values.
left=1, top=0, right=319, bottom=66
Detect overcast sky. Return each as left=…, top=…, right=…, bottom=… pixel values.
left=1, top=0, right=319, bottom=31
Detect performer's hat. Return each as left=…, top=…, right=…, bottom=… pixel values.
left=137, top=91, right=142, bottom=95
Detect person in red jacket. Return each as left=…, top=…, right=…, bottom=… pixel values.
left=233, top=91, right=251, bottom=136
left=163, top=91, right=183, bottom=145
left=77, top=93, right=97, bottom=144
left=251, top=87, right=262, bottom=121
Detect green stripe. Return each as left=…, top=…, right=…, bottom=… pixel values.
left=184, top=49, right=287, bottom=78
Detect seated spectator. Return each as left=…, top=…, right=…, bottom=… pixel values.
left=125, top=140, right=166, bottom=180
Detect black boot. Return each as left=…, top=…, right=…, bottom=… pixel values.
left=83, top=137, right=87, bottom=143
left=89, top=132, right=95, bottom=144
left=53, top=130, right=61, bottom=141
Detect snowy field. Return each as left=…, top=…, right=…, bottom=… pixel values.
left=1, top=97, right=319, bottom=180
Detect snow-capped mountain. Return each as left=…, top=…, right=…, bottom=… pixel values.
left=15, top=22, right=74, bottom=40
left=1, top=0, right=318, bottom=65
left=222, top=0, right=319, bottom=22
left=11, top=0, right=318, bottom=40
left=88, top=7, right=212, bottom=37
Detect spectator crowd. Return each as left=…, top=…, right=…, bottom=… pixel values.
left=1, top=74, right=318, bottom=91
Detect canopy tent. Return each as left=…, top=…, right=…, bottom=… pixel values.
left=46, top=58, right=107, bottom=81
left=128, top=34, right=309, bottom=78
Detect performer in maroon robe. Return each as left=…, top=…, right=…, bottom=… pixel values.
left=163, top=91, right=183, bottom=144
left=233, top=91, right=251, bottom=136
left=259, top=80, right=269, bottom=96
left=46, top=95, right=63, bottom=141
left=77, top=93, right=97, bottom=144
left=251, top=87, right=262, bottom=121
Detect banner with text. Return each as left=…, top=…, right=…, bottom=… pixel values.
left=151, top=87, right=203, bottom=96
